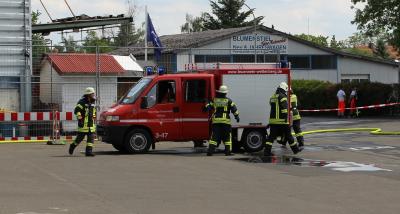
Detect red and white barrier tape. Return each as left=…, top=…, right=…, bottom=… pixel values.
left=299, top=102, right=400, bottom=112
left=0, top=136, right=74, bottom=142
left=0, top=112, right=75, bottom=122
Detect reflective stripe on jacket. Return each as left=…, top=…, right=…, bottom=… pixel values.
left=206, top=97, right=239, bottom=125
left=269, top=92, right=289, bottom=125
left=291, top=94, right=301, bottom=121
left=74, top=97, right=96, bottom=133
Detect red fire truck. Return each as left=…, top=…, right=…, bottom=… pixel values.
left=97, top=63, right=290, bottom=154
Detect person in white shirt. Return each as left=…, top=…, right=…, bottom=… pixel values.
left=337, top=89, right=346, bottom=118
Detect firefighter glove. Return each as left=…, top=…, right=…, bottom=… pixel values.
left=235, top=115, right=240, bottom=123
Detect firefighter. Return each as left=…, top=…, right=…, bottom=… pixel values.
left=278, top=89, right=304, bottom=149
left=204, top=85, right=240, bottom=156
left=68, top=87, right=97, bottom=157
left=264, top=82, right=302, bottom=156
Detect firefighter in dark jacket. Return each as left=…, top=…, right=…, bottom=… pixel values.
left=204, top=85, right=240, bottom=156
left=264, top=82, right=302, bottom=156
left=68, top=87, right=97, bottom=157
left=278, top=89, right=305, bottom=148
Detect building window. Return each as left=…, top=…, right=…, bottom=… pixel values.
left=233, top=55, right=254, bottom=63
left=205, top=55, right=231, bottom=63
left=287, top=55, right=310, bottom=69
left=311, top=55, right=336, bottom=69
left=195, top=55, right=205, bottom=63
left=341, top=74, right=370, bottom=83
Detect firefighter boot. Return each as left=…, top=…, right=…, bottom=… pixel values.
left=290, top=142, right=303, bottom=155
left=297, top=136, right=305, bottom=148
left=85, top=146, right=95, bottom=157
left=207, top=144, right=216, bottom=156
left=225, top=145, right=233, bottom=156
left=68, top=143, right=77, bottom=155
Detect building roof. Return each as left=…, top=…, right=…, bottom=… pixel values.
left=113, top=55, right=143, bottom=71
left=111, top=25, right=399, bottom=66
left=44, top=53, right=126, bottom=74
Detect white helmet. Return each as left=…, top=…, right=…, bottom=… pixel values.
left=217, top=85, right=229, bottom=94
left=278, top=82, right=288, bottom=92
left=84, top=87, right=95, bottom=95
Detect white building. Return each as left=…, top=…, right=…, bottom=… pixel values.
left=113, top=25, right=399, bottom=84
left=39, top=53, right=143, bottom=131
left=39, top=53, right=143, bottom=111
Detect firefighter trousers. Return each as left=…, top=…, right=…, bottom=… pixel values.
left=209, top=124, right=232, bottom=149
left=292, top=119, right=304, bottom=147
left=278, top=120, right=304, bottom=147
left=265, top=124, right=299, bottom=155
left=73, top=132, right=95, bottom=148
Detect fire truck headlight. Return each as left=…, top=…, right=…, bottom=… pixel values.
left=106, top=116, right=120, bottom=122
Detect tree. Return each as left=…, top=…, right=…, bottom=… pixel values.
left=375, top=38, right=390, bottom=59
left=351, top=0, right=400, bottom=49
left=342, top=47, right=375, bottom=57
left=330, top=35, right=340, bottom=49
left=181, top=13, right=205, bottom=33
left=114, top=23, right=144, bottom=46
left=201, top=0, right=264, bottom=30
left=114, top=0, right=144, bottom=46
left=31, top=11, right=49, bottom=60
left=62, top=35, right=79, bottom=53
left=344, top=32, right=373, bottom=48
left=295, top=34, right=329, bottom=47
left=83, top=31, right=114, bottom=53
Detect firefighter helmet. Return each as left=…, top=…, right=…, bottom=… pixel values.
left=217, top=85, right=229, bottom=94
left=84, top=87, right=95, bottom=95
left=278, top=82, right=288, bottom=92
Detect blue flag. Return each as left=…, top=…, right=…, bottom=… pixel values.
left=147, top=14, right=163, bottom=60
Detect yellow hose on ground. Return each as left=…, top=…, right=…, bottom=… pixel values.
left=0, top=140, right=49, bottom=144
left=301, top=128, right=400, bottom=136
left=0, top=129, right=398, bottom=144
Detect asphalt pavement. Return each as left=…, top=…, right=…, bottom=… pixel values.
left=0, top=116, right=399, bottom=214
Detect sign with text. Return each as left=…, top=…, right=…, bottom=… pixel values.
left=231, top=33, right=288, bottom=54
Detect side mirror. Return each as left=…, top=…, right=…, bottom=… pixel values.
left=140, top=96, right=148, bottom=109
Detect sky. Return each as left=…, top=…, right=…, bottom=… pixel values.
left=32, top=0, right=362, bottom=44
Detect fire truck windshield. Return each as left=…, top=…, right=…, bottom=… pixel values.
left=120, top=78, right=152, bottom=104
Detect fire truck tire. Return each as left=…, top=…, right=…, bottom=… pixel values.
left=242, top=129, right=265, bottom=153
left=124, top=129, right=152, bottom=154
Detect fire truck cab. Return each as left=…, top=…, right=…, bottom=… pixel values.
left=98, top=63, right=290, bottom=154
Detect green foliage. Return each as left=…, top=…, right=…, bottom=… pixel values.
left=83, top=31, right=115, bottom=53
left=341, top=47, right=374, bottom=57
left=202, top=0, right=264, bottom=30
left=295, top=34, right=329, bottom=47
left=351, top=0, right=400, bottom=50
left=344, top=32, right=374, bottom=48
left=63, top=36, right=79, bottom=53
left=31, top=11, right=49, bottom=61
left=375, top=39, right=390, bottom=59
left=330, top=35, right=340, bottom=49
left=292, top=79, right=396, bottom=116
left=114, top=23, right=144, bottom=46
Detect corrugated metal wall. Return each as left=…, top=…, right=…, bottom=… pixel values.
left=0, top=0, right=31, bottom=111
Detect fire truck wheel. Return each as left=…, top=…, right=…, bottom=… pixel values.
left=242, top=129, right=265, bottom=153
left=124, top=129, right=152, bottom=154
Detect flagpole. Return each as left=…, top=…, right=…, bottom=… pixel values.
left=145, top=5, right=148, bottom=62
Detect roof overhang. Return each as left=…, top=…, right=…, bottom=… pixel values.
left=32, top=17, right=133, bottom=34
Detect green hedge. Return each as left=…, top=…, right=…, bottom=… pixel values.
left=292, top=80, right=399, bottom=116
